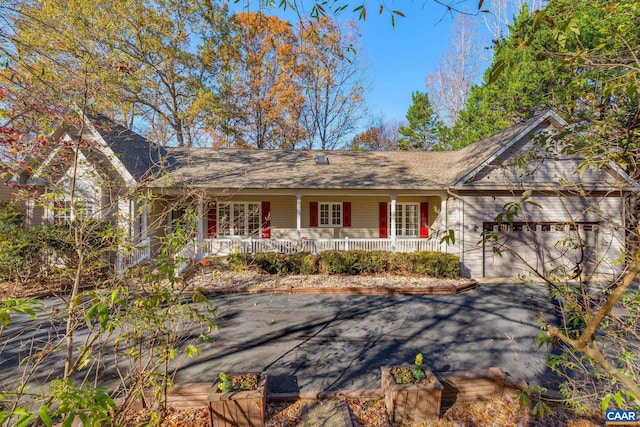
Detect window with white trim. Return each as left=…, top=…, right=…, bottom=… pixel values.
left=392, top=203, right=419, bottom=237
left=53, top=199, right=94, bottom=223
left=319, top=202, right=342, bottom=227
left=53, top=177, right=97, bottom=223
left=218, top=202, right=261, bottom=237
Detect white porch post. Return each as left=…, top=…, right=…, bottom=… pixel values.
left=141, top=199, right=148, bottom=240
left=296, top=194, right=302, bottom=240
left=390, top=195, right=397, bottom=252
left=197, top=195, right=204, bottom=258
left=440, top=196, right=447, bottom=253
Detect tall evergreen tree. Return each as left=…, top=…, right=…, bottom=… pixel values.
left=397, top=91, right=441, bottom=150
left=437, top=5, right=569, bottom=150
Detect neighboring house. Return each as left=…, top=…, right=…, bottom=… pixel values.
left=0, top=166, right=13, bottom=205
left=24, top=110, right=639, bottom=278
left=0, top=162, right=26, bottom=210
left=25, top=113, right=162, bottom=266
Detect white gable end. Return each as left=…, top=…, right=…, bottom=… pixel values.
left=458, top=113, right=636, bottom=191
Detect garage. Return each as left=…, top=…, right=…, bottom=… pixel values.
left=482, top=222, right=597, bottom=278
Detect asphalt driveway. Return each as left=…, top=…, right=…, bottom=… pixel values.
left=0, top=282, right=560, bottom=395
left=177, top=282, right=558, bottom=393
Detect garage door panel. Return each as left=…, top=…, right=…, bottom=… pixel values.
left=483, top=222, right=597, bottom=278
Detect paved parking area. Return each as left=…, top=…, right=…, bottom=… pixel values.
left=0, top=282, right=560, bottom=394
left=177, top=282, right=559, bottom=393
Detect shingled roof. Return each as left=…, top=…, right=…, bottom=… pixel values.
left=88, top=114, right=165, bottom=181
left=150, top=115, right=546, bottom=191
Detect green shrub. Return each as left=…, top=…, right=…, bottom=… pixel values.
left=0, top=201, right=116, bottom=283
left=319, top=250, right=359, bottom=274
left=227, top=252, right=252, bottom=271
left=0, top=202, right=24, bottom=226
left=253, top=252, right=290, bottom=274
left=390, top=252, right=414, bottom=275
left=224, top=249, right=460, bottom=278
left=409, top=251, right=460, bottom=278
left=356, top=250, right=391, bottom=274
left=288, top=252, right=319, bottom=274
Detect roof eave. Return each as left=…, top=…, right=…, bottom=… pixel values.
left=453, top=110, right=566, bottom=188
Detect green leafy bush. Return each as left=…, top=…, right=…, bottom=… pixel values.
left=253, top=252, right=290, bottom=274
left=288, top=252, right=319, bottom=274
left=389, top=251, right=460, bottom=277
left=0, top=202, right=116, bottom=283
left=319, top=250, right=361, bottom=274
left=356, top=250, right=391, bottom=274
left=224, top=250, right=460, bottom=277
left=227, top=252, right=252, bottom=271
left=390, top=252, right=414, bottom=274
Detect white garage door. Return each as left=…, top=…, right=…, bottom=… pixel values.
left=482, top=222, right=597, bottom=278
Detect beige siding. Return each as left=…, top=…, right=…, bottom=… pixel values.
left=148, top=198, right=171, bottom=257
left=28, top=198, right=48, bottom=227
left=200, top=194, right=443, bottom=240
left=470, top=123, right=627, bottom=188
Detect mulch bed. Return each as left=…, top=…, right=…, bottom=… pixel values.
left=187, top=269, right=477, bottom=296
left=123, top=396, right=602, bottom=426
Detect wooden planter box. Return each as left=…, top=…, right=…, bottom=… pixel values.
left=381, top=365, right=443, bottom=426
left=208, top=372, right=267, bottom=427
left=438, top=367, right=507, bottom=408
left=140, top=382, right=215, bottom=410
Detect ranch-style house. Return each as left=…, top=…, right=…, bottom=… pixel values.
left=16, top=110, right=639, bottom=278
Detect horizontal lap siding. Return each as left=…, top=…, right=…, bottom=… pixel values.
left=267, top=195, right=296, bottom=239
left=203, top=195, right=443, bottom=239
left=301, top=196, right=385, bottom=239
left=0, top=182, right=15, bottom=205
left=149, top=198, right=170, bottom=257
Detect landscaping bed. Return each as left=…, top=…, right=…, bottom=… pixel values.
left=124, top=396, right=602, bottom=426
left=187, top=270, right=476, bottom=295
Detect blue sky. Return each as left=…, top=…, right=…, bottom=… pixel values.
left=356, top=3, right=460, bottom=123
left=240, top=1, right=497, bottom=127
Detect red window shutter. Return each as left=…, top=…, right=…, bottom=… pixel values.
left=379, top=202, right=388, bottom=238
left=261, top=201, right=271, bottom=238
left=207, top=202, right=217, bottom=238
left=310, top=202, right=318, bottom=227
left=420, top=202, right=429, bottom=238
left=343, top=202, right=351, bottom=227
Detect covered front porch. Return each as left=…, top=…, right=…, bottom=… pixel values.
left=162, top=192, right=450, bottom=267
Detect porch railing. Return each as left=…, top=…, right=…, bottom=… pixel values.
left=116, top=237, right=151, bottom=273
left=200, top=237, right=447, bottom=257
left=175, top=239, right=198, bottom=274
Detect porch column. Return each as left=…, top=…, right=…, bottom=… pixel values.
left=197, top=195, right=204, bottom=258
left=390, top=195, right=397, bottom=252
left=296, top=194, right=302, bottom=240
left=141, top=200, right=148, bottom=240
left=440, top=196, right=447, bottom=253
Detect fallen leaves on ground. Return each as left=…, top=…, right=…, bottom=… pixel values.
left=123, top=396, right=602, bottom=426
left=265, top=400, right=304, bottom=427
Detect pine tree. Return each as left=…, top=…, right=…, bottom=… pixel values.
left=397, top=91, right=441, bottom=150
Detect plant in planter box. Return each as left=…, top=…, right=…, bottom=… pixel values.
left=392, top=353, right=427, bottom=384
left=382, top=353, right=443, bottom=426
left=208, top=372, right=267, bottom=427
